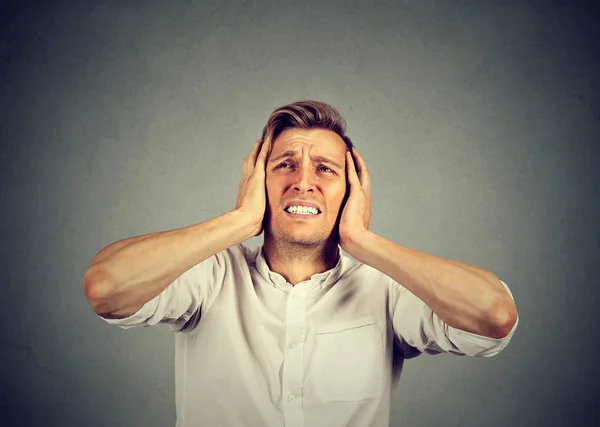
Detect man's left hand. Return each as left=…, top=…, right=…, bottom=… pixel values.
left=339, top=148, right=371, bottom=250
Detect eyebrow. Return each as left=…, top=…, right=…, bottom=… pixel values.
left=269, top=150, right=343, bottom=170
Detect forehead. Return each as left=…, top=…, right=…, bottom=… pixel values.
left=270, top=128, right=347, bottom=158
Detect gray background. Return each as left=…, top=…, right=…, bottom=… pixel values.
left=1, top=0, right=598, bottom=426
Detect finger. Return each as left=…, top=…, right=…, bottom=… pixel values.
left=255, top=135, right=271, bottom=168
left=249, top=138, right=263, bottom=165
left=244, top=138, right=262, bottom=177
left=352, top=149, right=370, bottom=192
left=346, top=150, right=360, bottom=187
left=250, top=137, right=262, bottom=157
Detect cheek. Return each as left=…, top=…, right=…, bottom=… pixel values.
left=265, top=178, right=283, bottom=208
left=326, top=185, right=348, bottom=214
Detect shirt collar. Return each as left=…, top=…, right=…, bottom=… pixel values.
left=253, top=243, right=344, bottom=293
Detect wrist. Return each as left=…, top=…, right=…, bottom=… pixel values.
left=231, top=209, right=263, bottom=237
left=341, top=228, right=372, bottom=258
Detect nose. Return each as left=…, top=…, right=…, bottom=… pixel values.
left=293, top=166, right=315, bottom=193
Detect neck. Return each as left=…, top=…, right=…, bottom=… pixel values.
left=262, top=234, right=339, bottom=285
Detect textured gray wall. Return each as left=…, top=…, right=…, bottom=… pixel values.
left=1, top=0, right=598, bottom=426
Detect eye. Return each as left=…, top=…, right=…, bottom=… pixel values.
left=276, top=162, right=293, bottom=169
left=319, top=165, right=333, bottom=173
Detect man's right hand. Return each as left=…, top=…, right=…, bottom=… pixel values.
left=235, top=137, right=271, bottom=236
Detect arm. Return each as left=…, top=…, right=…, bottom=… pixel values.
left=344, top=231, right=517, bottom=339
left=83, top=211, right=257, bottom=318
left=338, top=149, right=518, bottom=339
left=83, top=137, right=271, bottom=319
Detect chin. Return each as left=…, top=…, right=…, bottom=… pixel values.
left=288, top=236, right=325, bottom=247
left=278, top=229, right=320, bottom=244
left=267, top=225, right=321, bottom=246
left=285, top=229, right=337, bottom=248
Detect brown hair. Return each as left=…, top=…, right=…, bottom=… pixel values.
left=260, top=100, right=354, bottom=151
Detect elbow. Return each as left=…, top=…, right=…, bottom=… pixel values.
left=487, top=295, right=518, bottom=339
left=83, top=264, right=117, bottom=317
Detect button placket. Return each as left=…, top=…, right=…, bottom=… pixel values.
left=281, top=286, right=307, bottom=427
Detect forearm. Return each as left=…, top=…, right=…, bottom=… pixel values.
left=83, top=209, right=258, bottom=318
left=344, top=231, right=517, bottom=338
left=88, top=232, right=161, bottom=267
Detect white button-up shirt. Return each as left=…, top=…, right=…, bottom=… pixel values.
left=104, top=243, right=518, bottom=427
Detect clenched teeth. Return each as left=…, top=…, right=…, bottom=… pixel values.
left=285, top=206, right=320, bottom=215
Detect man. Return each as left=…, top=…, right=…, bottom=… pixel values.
left=83, top=100, right=519, bottom=427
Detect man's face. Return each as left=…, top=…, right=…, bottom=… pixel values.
left=264, top=128, right=348, bottom=247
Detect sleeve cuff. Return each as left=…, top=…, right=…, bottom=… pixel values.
left=446, top=314, right=519, bottom=357
left=100, top=296, right=159, bottom=329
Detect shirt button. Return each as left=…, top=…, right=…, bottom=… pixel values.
left=288, top=342, right=297, bottom=349
left=288, top=394, right=296, bottom=402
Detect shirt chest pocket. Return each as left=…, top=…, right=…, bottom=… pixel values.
left=307, top=317, right=383, bottom=402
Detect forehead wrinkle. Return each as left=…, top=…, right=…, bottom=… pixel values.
left=268, top=128, right=347, bottom=168
left=269, top=149, right=298, bottom=163
left=269, top=150, right=343, bottom=170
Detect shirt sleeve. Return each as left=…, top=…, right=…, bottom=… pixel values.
left=390, top=279, right=518, bottom=358
left=99, top=245, right=237, bottom=333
